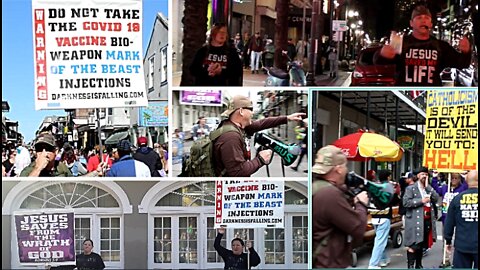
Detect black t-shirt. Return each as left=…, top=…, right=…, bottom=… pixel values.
left=214, top=233, right=261, bottom=270
left=76, top=252, right=105, bottom=270
left=391, top=35, right=471, bottom=86
left=190, top=44, right=242, bottom=86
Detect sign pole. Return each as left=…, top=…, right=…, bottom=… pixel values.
left=246, top=229, right=250, bottom=270
left=96, top=108, right=104, bottom=164
left=442, top=173, right=452, bottom=267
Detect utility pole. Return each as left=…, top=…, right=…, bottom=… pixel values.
left=307, top=0, right=320, bottom=86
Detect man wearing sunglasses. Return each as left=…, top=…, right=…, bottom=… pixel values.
left=213, top=95, right=305, bottom=177
left=20, top=133, right=105, bottom=177
left=20, top=133, right=72, bottom=177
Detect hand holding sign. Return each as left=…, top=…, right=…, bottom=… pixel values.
left=218, top=227, right=226, bottom=234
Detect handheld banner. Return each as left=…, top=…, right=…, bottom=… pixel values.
left=215, top=180, right=285, bottom=228
left=179, top=90, right=223, bottom=106
left=14, top=210, right=75, bottom=264
left=423, top=90, right=478, bottom=172
left=32, top=0, right=147, bottom=109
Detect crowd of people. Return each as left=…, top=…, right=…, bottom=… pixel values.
left=190, top=22, right=321, bottom=87
left=2, top=133, right=169, bottom=178
left=312, top=144, right=478, bottom=269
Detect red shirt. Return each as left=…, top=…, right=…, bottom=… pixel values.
left=87, top=154, right=112, bottom=172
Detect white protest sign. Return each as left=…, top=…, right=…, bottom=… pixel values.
left=32, top=0, right=147, bottom=110
left=215, top=180, right=285, bottom=228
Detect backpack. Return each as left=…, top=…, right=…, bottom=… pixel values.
left=180, top=125, right=240, bottom=177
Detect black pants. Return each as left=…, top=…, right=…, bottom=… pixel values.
left=453, top=250, right=478, bottom=269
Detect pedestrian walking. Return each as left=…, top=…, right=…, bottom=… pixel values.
left=248, top=31, right=264, bottom=74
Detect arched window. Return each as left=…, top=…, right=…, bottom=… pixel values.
left=6, top=182, right=129, bottom=269
left=144, top=181, right=308, bottom=269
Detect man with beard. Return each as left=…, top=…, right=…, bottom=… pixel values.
left=403, top=167, right=440, bottom=268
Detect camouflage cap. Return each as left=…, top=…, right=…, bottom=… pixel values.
left=312, top=145, right=347, bottom=175
left=34, top=132, right=56, bottom=147
left=411, top=5, right=432, bottom=20
left=221, top=95, right=253, bottom=117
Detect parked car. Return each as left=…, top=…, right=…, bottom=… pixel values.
left=205, top=117, right=221, bottom=131
left=350, top=45, right=396, bottom=86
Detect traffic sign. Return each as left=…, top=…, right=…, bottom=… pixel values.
left=333, top=20, right=348, bottom=31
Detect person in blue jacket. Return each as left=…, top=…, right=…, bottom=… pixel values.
left=444, top=170, right=478, bottom=269
left=106, top=140, right=151, bottom=178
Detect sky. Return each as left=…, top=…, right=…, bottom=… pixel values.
left=1, top=0, right=168, bottom=143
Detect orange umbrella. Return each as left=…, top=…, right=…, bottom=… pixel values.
left=333, top=130, right=404, bottom=162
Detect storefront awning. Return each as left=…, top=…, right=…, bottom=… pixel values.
left=104, top=131, right=129, bottom=145
left=319, top=91, right=426, bottom=125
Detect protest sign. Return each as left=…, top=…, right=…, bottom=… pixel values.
left=14, top=210, right=75, bottom=264
left=215, top=180, right=284, bottom=228
left=32, top=0, right=147, bottom=110
left=423, top=90, right=478, bottom=172
left=179, top=90, right=223, bottom=106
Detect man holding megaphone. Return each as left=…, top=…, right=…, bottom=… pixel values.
left=212, top=94, right=305, bottom=177
left=312, top=145, right=369, bottom=268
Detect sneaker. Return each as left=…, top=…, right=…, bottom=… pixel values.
left=379, top=259, right=390, bottom=267
left=290, top=166, right=298, bottom=171
left=303, top=170, right=308, bottom=173
left=251, top=70, right=255, bottom=74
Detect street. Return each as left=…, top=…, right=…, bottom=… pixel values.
left=173, top=67, right=352, bottom=87
left=172, top=138, right=309, bottom=177
left=349, top=221, right=450, bottom=269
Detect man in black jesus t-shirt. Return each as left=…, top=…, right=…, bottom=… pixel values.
left=190, top=23, right=242, bottom=86
left=378, top=5, right=472, bottom=86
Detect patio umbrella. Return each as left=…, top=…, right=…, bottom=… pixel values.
left=333, top=130, right=403, bottom=162
left=104, top=131, right=129, bottom=145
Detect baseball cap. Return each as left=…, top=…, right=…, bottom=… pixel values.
left=312, top=145, right=347, bottom=175
left=411, top=5, right=431, bottom=20
left=221, top=95, right=253, bottom=117
left=137, top=136, right=148, bottom=146
left=34, top=133, right=56, bottom=148
left=117, top=140, right=132, bottom=152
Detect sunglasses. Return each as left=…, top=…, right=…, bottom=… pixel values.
left=35, top=143, right=55, bottom=153
left=242, top=107, right=254, bottom=111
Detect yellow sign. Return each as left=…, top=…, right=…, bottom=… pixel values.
left=423, top=90, right=478, bottom=172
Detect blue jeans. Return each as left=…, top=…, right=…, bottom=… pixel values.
left=369, top=219, right=391, bottom=267
left=250, top=51, right=262, bottom=71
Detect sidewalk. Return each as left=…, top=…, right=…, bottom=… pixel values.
left=314, top=69, right=351, bottom=87
left=173, top=68, right=351, bottom=87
